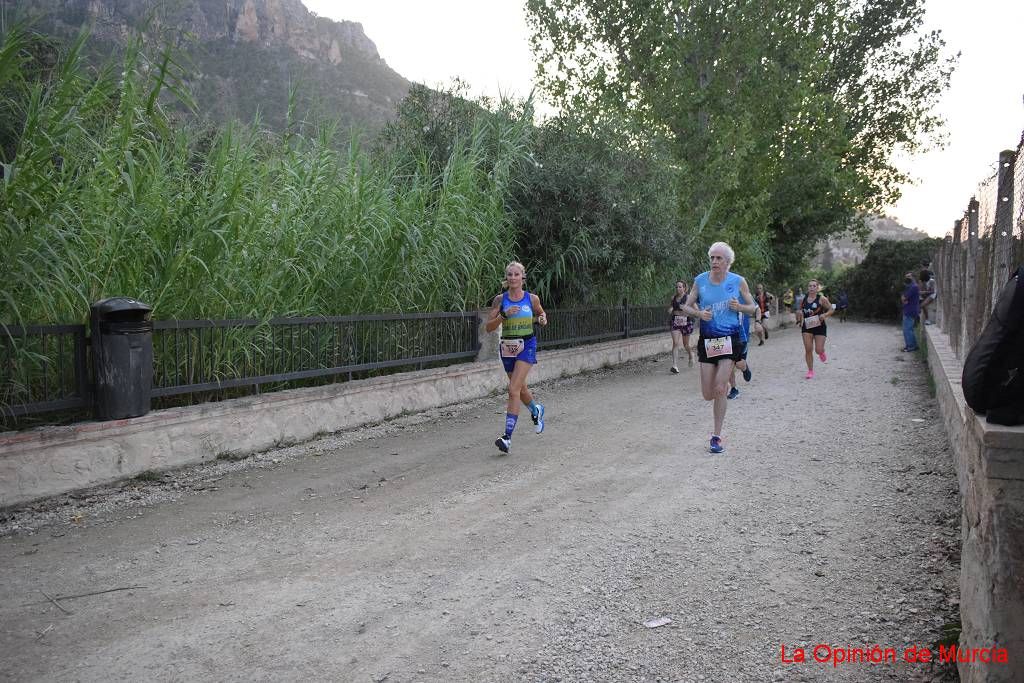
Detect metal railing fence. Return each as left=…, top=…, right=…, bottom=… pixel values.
left=936, top=132, right=1024, bottom=359
left=534, top=304, right=666, bottom=349
left=0, top=324, right=90, bottom=418
left=150, top=312, right=479, bottom=398
left=2, top=302, right=674, bottom=424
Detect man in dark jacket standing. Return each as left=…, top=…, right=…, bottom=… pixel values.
left=901, top=272, right=920, bottom=352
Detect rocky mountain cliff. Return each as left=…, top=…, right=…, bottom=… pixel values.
left=20, top=0, right=411, bottom=133
left=815, top=215, right=930, bottom=269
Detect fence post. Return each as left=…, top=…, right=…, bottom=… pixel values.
left=622, top=298, right=630, bottom=338
left=937, top=236, right=949, bottom=329
left=475, top=308, right=498, bottom=363
left=963, top=198, right=981, bottom=354
left=949, top=215, right=967, bottom=357
left=992, top=149, right=1017, bottom=308
left=944, top=218, right=960, bottom=330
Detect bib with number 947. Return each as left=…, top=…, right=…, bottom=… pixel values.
left=704, top=336, right=733, bottom=358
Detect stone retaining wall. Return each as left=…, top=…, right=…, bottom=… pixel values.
left=924, top=325, right=1024, bottom=683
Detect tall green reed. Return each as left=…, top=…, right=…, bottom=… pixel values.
left=0, top=25, right=527, bottom=327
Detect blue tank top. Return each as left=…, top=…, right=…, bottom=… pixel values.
left=500, top=290, right=535, bottom=338
left=694, top=271, right=744, bottom=337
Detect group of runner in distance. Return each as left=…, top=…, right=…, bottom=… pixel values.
left=486, top=242, right=833, bottom=455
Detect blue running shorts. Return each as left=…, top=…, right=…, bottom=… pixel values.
left=500, top=336, right=538, bottom=373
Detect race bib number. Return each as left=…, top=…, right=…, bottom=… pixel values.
left=704, top=336, right=733, bottom=358
left=499, top=339, right=525, bottom=358
left=804, top=314, right=822, bottom=329
left=673, top=315, right=687, bottom=325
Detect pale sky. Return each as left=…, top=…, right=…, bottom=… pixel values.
left=303, top=1, right=1023, bottom=238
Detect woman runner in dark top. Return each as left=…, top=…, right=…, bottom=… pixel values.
left=753, top=283, right=773, bottom=345
left=668, top=280, right=695, bottom=372
left=796, top=279, right=833, bottom=379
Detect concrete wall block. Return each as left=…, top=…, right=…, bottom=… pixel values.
left=958, top=529, right=990, bottom=635
left=924, top=325, right=1024, bottom=683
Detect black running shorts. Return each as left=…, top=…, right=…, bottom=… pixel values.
left=697, top=334, right=745, bottom=364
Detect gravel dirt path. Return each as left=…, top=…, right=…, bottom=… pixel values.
left=0, top=322, right=961, bottom=682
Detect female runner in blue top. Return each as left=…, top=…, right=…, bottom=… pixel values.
left=484, top=262, right=548, bottom=454
left=677, top=242, right=758, bottom=454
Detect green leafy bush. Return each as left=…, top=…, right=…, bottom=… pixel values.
left=508, top=115, right=697, bottom=306
left=836, top=238, right=942, bottom=320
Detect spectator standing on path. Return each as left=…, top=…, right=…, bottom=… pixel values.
left=920, top=269, right=938, bottom=325
left=677, top=241, right=758, bottom=454
left=796, top=279, right=833, bottom=380
left=921, top=258, right=933, bottom=281
left=668, top=280, right=695, bottom=372
left=901, top=272, right=921, bottom=352
left=836, top=290, right=850, bottom=322
left=485, top=261, right=548, bottom=454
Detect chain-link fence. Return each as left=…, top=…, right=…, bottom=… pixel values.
left=936, top=130, right=1024, bottom=359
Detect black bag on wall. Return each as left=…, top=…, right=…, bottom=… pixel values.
left=961, top=266, right=1024, bottom=425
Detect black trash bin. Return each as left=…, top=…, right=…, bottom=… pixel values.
left=90, top=297, right=153, bottom=420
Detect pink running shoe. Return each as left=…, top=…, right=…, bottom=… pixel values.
left=805, top=369, right=815, bottom=379
left=818, top=351, right=827, bottom=363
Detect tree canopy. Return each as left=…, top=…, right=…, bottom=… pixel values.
left=526, top=0, right=955, bottom=284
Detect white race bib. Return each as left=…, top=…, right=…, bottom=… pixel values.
left=499, top=339, right=525, bottom=358
left=704, top=336, right=733, bottom=358
left=804, top=315, right=822, bottom=329
left=673, top=315, right=687, bottom=325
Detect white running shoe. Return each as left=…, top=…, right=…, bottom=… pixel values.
left=532, top=404, right=545, bottom=434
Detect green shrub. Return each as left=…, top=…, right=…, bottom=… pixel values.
left=836, top=238, right=942, bottom=320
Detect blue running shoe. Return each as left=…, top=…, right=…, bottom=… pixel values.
left=742, top=366, right=752, bottom=382
left=709, top=435, right=724, bottom=454
left=532, top=403, right=545, bottom=434
left=727, top=387, right=739, bottom=400
left=495, top=435, right=511, bottom=453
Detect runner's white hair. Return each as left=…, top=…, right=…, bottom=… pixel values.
left=707, top=241, right=735, bottom=265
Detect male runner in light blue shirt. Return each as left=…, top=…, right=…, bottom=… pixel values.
left=678, top=242, right=758, bottom=454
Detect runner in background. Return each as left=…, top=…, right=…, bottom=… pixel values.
left=484, top=262, right=548, bottom=454
left=796, top=279, right=833, bottom=380
left=677, top=242, right=758, bottom=454
left=752, top=305, right=768, bottom=346
left=668, top=280, right=695, bottom=372
left=754, top=283, right=774, bottom=343
left=781, top=288, right=794, bottom=328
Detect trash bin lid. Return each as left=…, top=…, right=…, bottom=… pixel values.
left=91, top=297, right=152, bottom=315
